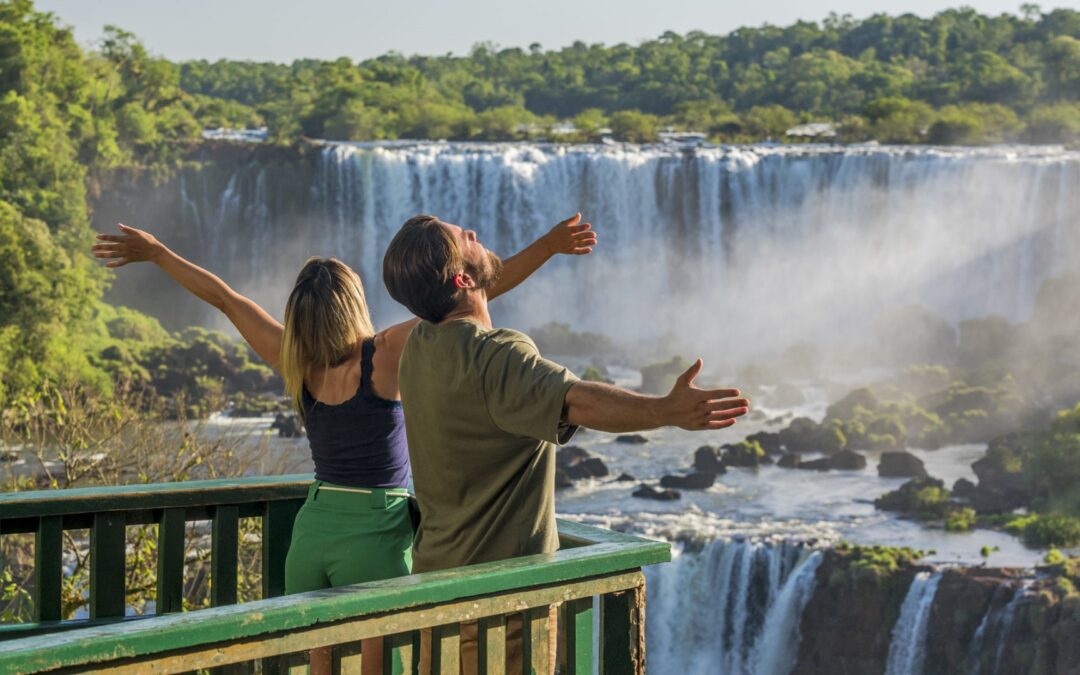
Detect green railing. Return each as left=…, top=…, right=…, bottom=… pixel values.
left=0, top=476, right=669, bottom=673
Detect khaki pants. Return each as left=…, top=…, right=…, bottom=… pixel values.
left=418, top=605, right=558, bottom=674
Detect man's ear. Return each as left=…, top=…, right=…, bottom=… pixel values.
left=453, top=272, right=476, bottom=290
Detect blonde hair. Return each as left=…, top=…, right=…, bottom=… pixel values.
left=280, top=257, right=375, bottom=415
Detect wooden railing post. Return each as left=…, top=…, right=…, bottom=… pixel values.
left=211, top=505, right=239, bottom=607
left=156, top=508, right=186, bottom=614
left=32, top=516, right=62, bottom=622
left=477, top=614, right=506, bottom=673
left=262, top=500, right=299, bottom=599
left=89, top=512, right=126, bottom=620
left=599, top=580, right=646, bottom=675
left=561, top=598, right=593, bottom=675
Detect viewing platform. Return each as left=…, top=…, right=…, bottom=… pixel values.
left=0, top=475, right=669, bottom=673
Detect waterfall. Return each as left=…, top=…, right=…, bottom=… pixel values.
left=117, top=143, right=1080, bottom=360
left=964, top=581, right=1030, bottom=675
left=885, top=571, right=943, bottom=675
left=645, top=539, right=822, bottom=675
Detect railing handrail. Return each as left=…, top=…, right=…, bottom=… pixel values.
left=0, top=518, right=668, bottom=673
left=0, top=474, right=313, bottom=520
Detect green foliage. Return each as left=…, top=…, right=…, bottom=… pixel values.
left=832, top=542, right=925, bottom=583
left=1021, top=514, right=1080, bottom=548
left=875, top=477, right=952, bottom=518
left=608, top=110, right=660, bottom=142
left=172, top=7, right=1080, bottom=145
left=945, top=507, right=977, bottom=531
left=1024, top=103, right=1080, bottom=143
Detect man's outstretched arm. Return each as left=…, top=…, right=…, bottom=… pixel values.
left=563, top=359, right=750, bottom=433
left=487, top=213, right=597, bottom=301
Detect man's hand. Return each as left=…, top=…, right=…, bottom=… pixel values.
left=542, top=213, right=597, bottom=256
left=91, top=224, right=164, bottom=268
left=661, top=359, right=749, bottom=430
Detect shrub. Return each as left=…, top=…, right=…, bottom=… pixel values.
left=1022, top=514, right=1080, bottom=548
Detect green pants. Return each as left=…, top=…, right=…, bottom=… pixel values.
left=284, top=481, right=414, bottom=594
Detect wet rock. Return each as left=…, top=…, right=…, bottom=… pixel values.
left=555, top=469, right=574, bottom=488
left=798, top=457, right=831, bottom=471
left=0, top=449, right=18, bottom=462
left=777, top=452, right=801, bottom=468
left=874, top=476, right=948, bottom=515
left=271, top=413, right=304, bottom=438
left=746, top=431, right=782, bottom=455
left=971, top=434, right=1031, bottom=513
left=693, top=446, right=727, bottom=474
left=557, top=446, right=609, bottom=481
left=779, top=417, right=845, bottom=455
left=828, top=449, right=867, bottom=471
left=659, top=472, right=716, bottom=490
left=614, top=473, right=636, bottom=482
left=723, top=440, right=766, bottom=467
left=632, top=484, right=680, bottom=501
left=952, top=478, right=977, bottom=500
left=878, top=451, right=928, bottom=478
left=615, top=434, right=649, bottom=445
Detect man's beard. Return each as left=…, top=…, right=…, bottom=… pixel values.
left=469, top=250, right=504, bottom=290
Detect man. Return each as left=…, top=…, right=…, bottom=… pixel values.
left=382, top=213, right=749, bottom=671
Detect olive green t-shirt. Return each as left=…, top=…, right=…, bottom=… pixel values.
left=399, top=318, right=579, bottom=573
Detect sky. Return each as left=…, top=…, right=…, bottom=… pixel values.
left=35, top=0, right=1077, bottom=63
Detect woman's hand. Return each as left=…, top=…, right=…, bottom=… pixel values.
left=542, top=213, right=597, bottom=256
left=91, top=224, right=165, bottom=268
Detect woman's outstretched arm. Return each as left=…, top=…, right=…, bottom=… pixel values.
left=92, top=224, right=284, bottom=369
left=487, top=212, right=597, bottom=301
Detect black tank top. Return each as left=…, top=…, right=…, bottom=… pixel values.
left=301, top=338, right=410, bottom=488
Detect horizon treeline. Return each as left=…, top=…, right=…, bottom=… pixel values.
left=176, top=5, right=1080, bottom=144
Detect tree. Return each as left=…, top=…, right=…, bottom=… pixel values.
left=608, top=110, right=659, bottom=142
left=743, top=104, right=798, bottom=139
left=864, top=96, right=934, bottom=143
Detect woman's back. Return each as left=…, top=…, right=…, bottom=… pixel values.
left=302, top=336, right=410, bottom=488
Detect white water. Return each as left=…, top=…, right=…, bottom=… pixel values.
left=885, top=571, right=944, bottom=675
left=645, top=539, right=822, bottom=675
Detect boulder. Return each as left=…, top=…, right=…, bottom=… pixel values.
left=659, top=472, right=717, bottom=490
left=693, top=446, right=727, bottom=474
left=555, top=469, right=574, bottom=488
left=614, top=473, right=637, bottom=482
left=615, top=434, right=649, bottom=445
left=829, top=449, right=867, bottom=471
left=951, top=478, right=977, bottom=500
left=798, top=457, right=831, bottom=471
left=746, top=431, right=782, bottom=455
left=878, top=451, right=928, bottom=478
left=971, top=434, right=1031, bottom=513
left=271, top=413, right=304, bottom=438
left=779, top=417, right=846, bottom=455
left=723, top=440, right=766, bottom=467
left=632, top=484, right=681, bottom=501
left=557, top=446, right=609, bottom=480
left=777, top=452, right=801, bottom=468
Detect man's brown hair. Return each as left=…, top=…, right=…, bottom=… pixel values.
left=383, top=215, right=463, bottom=322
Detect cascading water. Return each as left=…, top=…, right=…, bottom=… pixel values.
left=125, top=143, right=1080, bottom=363
left=644, top=539, right=822, bottom=675
left=885, top=571, right=944, bottom=675
left=964, top=581, right=1031, bottom=675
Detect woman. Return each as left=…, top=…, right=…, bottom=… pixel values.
left=91, top=215, right=597, bottom=674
